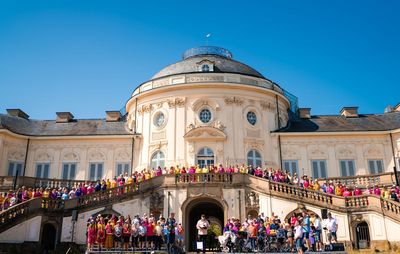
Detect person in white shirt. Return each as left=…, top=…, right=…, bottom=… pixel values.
left=313, top=214, right=323, bottom=251
left=196, top=214, right=210, bottom=253
left=294, top=220, right=304, bottom=254
left=326, top=213, right=338, bottom=244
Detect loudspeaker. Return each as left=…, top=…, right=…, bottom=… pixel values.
left=72, top=210, right=78, bottom=222
left=321, top=209, right=328, bottom=219
left=325, top=243, right=345, bottom=251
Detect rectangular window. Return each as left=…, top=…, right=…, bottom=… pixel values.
left=283, top=160, right=299, bottom=176
left=8, top=161, right=23, bottom=176
left=368, top=159, right=384, bottom=174
left=62, top=163, right=77, bottom=180
left=89, top=163, right=103, bottom=181
left=35, top=163, right=50, bottom=178
left=116, top=163, right=130, bottom=177
left=339, top=160, right=356, bottom=177
left=311, top=160, right=327, bottom=178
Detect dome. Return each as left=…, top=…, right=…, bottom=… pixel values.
left=151, top=46, right=265, bottom=80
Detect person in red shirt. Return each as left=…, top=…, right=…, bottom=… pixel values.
left=354, top=186, right=362, bottom=196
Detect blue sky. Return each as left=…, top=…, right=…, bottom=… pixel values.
left=0, top=0, right=399, bottom=119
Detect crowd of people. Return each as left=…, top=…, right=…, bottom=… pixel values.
left=1, top=164, right=400, bottom=211
left=86, top=212, right=184, bottom=252
left=218, top=211, right=338, bottom=253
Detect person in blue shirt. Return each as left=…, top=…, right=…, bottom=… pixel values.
left=302, top=211, right=311, bottom=251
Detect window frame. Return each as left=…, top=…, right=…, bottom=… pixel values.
left=116, top=162, right=130, bottom=177
left=198, top=108, right=212, bottom=124
left=150, top=150, right=165, bottom=170
left=247, top=149, right=262, bottom=167
left=88, top=162, right=104, bottom=181
left=62, top=162, right=77, bottom=180
left=246, top=111, right=257, bottom=126
left=7, top=161, right=23, bottom=176
left=311, top=159, right=328, bottom=179
left=367, top=159, right=384, bottom=174
left=283, top=160, right=299, bottom=176
left=35, top=163, right=50, bottom=179
left=339, top=159, right=356, bottom=177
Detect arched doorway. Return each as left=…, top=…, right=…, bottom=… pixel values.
left=186, top=198, right=224, bottom=251
left=356, top=222, right=370, bottom=249
left=41, top=223, right=56, bottom=252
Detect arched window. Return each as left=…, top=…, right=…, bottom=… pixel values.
left=197, top=147, right=214, bottom=168
left=247, top=150, right=262, bottom=167
left=151, top=151, right=165, bottom=169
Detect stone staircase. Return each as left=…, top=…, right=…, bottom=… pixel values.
left=1, top=173, right=400, bottom=234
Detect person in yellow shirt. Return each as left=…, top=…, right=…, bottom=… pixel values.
left=127, top=175, right=133, bottom=185
left=313, top=180, right=321, bottom=192
left=202, top=166, right=209, bottom=174
left=335, top=185, right=343, bottom=196
left=43, top=188, right=50, bottom=198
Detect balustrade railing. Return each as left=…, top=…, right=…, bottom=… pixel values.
left=1, top=173, right=399, bottom=233
left=175, top=173, right=233, bottom=184
left=317, top=172, right=395, bottom=188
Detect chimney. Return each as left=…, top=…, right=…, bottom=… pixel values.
left=105, top=111, right=121, bottom=122
left=56, top=112, right=74, bottom=123
left=6, top=109, right=29, bottom=120
left=340, top=107, right=358, bottom=118
left=298, top=108, right=311, bottom=119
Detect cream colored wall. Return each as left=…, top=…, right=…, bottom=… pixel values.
left=0, top=133, right=132, bottom=180
left=0, top=216, right=42, bottom=243
left=128, top=82, right=289, bottom=171
left=280, top=134, right=395, bottom=177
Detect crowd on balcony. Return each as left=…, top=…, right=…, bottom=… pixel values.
left=1, top=164, right=400, bottom=211
left=86, top=212, right=184, bottom=253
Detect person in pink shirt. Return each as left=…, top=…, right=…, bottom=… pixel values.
left=373, top=186, right=381, bottom=196
left=343, top=187, right=352, bottom=197
left=303, top=177, right=310, bottom=189
left=155, top=166, right=163, bottom=176
left=81, top=184, right=88, bottom=196
left=87, top=184, right=94, bottom=195
left=326, top=184, right=334, bottom=195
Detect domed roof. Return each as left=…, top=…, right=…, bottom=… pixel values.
left=151, top=46, right=265, bottom=80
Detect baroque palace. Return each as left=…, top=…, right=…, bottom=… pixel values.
left=0, top=46, right=400, bottom=251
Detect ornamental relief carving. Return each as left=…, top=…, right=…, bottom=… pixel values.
left=191, top=98, right=220, bottom=111
left=282, top=147, right=298, bottom=159
left=115, top=148, right=131, bottom=161
left=149, top=141, right=168, bottom=152
left=260, top=100, right=276, bottom=111
left=187, top=75, right=224, bottom=83
left=336, top=145, right=355, bottom=158
left=7, top=149, right=25, bottom=161
left=307, top=145, right=327, bottom=159
left=62, top=152, right=80, bottom=162
left=87, top=148, right=106, bottom=161
left=34, top=151, right=52, bottom=162
left=224, top=96, right=244, bottom=105
left=167, top=97, right=186, bottom=108
left=363, top=145, right=383, bottom=157
left=244, top=139, right=264, bottom=151
left=137, top=104, right=153, bottom=115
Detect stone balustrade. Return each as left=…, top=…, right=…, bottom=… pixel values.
left=175, top=173, right=233, bottom=184
left=1, top=173, right=399, bottom=233
left=0, top=176, right=92, bottom=191
left=317, top=172, right=396, bottom=188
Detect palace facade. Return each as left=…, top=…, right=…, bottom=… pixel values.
left=1, top=46, right=399, bottom=180
left=1, top=46, right=400, bottom=251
